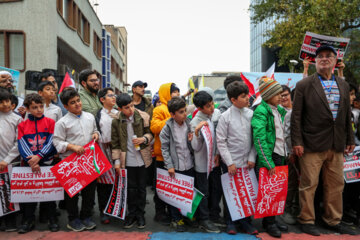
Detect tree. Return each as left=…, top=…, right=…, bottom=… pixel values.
left=250, top=0, right=360, bottom=82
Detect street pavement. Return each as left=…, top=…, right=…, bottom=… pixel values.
left=1, top=187, right=360, bottom=240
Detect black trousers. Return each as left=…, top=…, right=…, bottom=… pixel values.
left=127, top=166, right=147, bottom=217
left=20, top=201, right=56, bottom=222
left=65, top=180, right=96, bottom=221
left=97, top=183, right=113, bottom=214
left=154, top=161, right=169, bottom=214
left=208, top=163, right=226, bottom=220
left=168, top=168, right=195, bottom=221
left=195, top=171, right=210, bottom=220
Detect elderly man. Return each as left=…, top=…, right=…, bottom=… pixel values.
left=0, top=71, right=26, bottom=116
left=291, top=45, right=356, bottom=236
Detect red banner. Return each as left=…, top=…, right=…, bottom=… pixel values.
left=255, top=166, right=288, bottom=219
left=51, top=141, right=112, bottom=198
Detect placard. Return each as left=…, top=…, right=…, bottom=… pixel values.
left=0, top=167, right=19, bottom=216
left=104, top=169, right=127, bottom=219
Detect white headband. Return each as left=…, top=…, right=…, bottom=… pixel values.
left=0, top=71, right=12, bottom=78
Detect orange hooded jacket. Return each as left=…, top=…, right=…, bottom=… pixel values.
left=150, top=83, right=173, bottom=161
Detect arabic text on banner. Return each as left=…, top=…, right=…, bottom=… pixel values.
left=104, top=169, right=127, bottom=219
left=200, top=120, right=215, bottom=179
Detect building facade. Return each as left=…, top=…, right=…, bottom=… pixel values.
left=0, top=0, right=127, bottom=96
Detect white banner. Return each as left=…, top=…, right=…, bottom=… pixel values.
left=201, top=120, right=215, bottom=179
left=221, top=168, right=258, bottom=221
left=11, top=166, right=64, bottom=203
left=104, top=169, right=127, bottom=219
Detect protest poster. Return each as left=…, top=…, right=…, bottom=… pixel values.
left=200, top=120, right=215, bottom=178
left=255, top=166, right=288, bottom=219
left=180, top=188, right=203, bottom=219
left=299, top=31, right=350, bottom=68
left=156, top=168, right=194, bottom=214
left=104, top=169, right=127, bottom=220
left=0, top=166, right=19, bottom=217
left=221, top=168, right=258, bottom=221
left=51, top=141, right=112, bottom=198
left=11, top=166, right=63, bottom=203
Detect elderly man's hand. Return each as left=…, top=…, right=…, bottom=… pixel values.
left=293, top=145, right=304, bottom=157
left=345, top=145, right=355, bottom=155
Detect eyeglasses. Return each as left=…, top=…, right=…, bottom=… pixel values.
left=316, top=55, right=336, bottom=59
left=106, top=94, right=116, bottom=98
left=88, top=78, right=100, bottom=83
left=281, top=93, right=290, bottom=98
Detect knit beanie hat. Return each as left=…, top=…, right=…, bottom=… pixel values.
left=258, top=77, right=282, bottom=101
left=170, top=83, right=180, bottom=94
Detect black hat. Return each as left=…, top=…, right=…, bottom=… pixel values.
left=132, top=80, right=148, bottom=88
left=315, top=45, right=337, bottom=57
left=170, top=83, right=180, bottom=94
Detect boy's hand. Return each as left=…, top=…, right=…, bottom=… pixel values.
left=168, top=168, right=175, bottom=178
left=71, top=145, right=85, bottom=155
left=195, top=121, right=208, bottom=137
left=28, top=155, right=41, bottom=167
left=293, top=145, right=304, bottom=157
left=132, top=137, right=145, bottom=146
left=92, top=133, right=99, bottom=142
left=268, top=168, right=276, bottom=177
left=228, top=164, right=236, bottom=176
left=188, top=132, right=193, bottom=141
left=247, top=161, right=255, bottom=169
left=214, top=155, right=220, bottom=167
left=0, top=161, right=8, bottom=171
left=31, top=164, right=41, bottom=174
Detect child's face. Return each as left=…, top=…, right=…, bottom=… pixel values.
left=350, top=89, right=356, bottom=105
left=0, top=99, right=11, bottom=113
left=100, top=90, right=116, bottom=108
left=171, top=90, right=180, bottom=98
left=11, top=103, right=16, bottom=111
left=280, top=90, right=291, bottom=108
left=64, top=96, right=82, bottom=115
left=27, top=102, right=44, bottom=118
left=170, top=107, right=187, bottom=125
left=119, top=102, right=135, bottom=118
left=38, top=85, right=56, bottom=101
left=267, top=93, right=281, bottom=107
left=231, top=93, right=249, bottom=109
left=200, top=101, right=214, bottom=116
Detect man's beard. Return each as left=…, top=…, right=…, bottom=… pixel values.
left=0, top=86, right=13, bottom=93
left=87, top=84, right=99, bottom=94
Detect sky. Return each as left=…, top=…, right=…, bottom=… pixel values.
left=94, top=0, right=251, bottom=95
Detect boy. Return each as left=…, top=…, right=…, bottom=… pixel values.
left=95, top=87, right=118, bottom=224
left=190, top=91, right=220, bottom=233
left=251, top=77, right=288, bottom=238
left=111, top=93, right=153, bottom=229
left=53, top=88, right=99, bottom=232
left=216, top=81, right=258, bottom=235
left=38, top=81, right=62, bottom=122
left=17, top=93, right=59, bottom=233
left=0, top=89, right=22, bottom=232
left=150, top=83, right=180, bottom=225
left=159, top=97, right=194, bottom=232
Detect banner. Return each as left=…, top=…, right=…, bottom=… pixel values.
left=156, top=168, right=194, bottom=214
left=255, top=166, right=288, bottom=219
left=0, top=167, right=19, bottom=217
left=98, top=169, right=115, bottom=184
left=299, top=31, right=350, bottom=67
left=201, top=120, right=215, bottom=178
left=343, top=146, right=360, bottom=183
left=51, top=141, right=112, bottom=198
left=104, top=169, right=127, bottom=220
left=221, top=168, right=258, bottom=221
left=11, top=166, right=64, bottom=203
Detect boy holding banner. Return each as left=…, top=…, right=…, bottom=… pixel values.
left=216, top=81, right=258, bottom=235
left=111, top=93, right=153, bottom=229
left=190, top=91, right=220, bottom=233
left=17, top=93, right=59, bottom=233
left=159, top=97, right=194, bottom=231
left=251, top=77, right=288, bottom=238
left=0, top=88, right=22, bottom=232
left=53, top=88, right=99, bottom=232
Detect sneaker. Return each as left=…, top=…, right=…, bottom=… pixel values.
left=101, top=214, right=110, bottom=224
left=275, top=220, right=288, bottom=232
left=265, top=223, right=281, bottom=238
left=5, top=221, right=17, bottom=232
left=82, top=218, right=96, bottom=230
left=183, top=217, right=199, bottom=228
left=280, top=212, right=297, bottom=225
left=238, top=219, right=258, bottom=235
left=154, top=212, right=171, bottom=226
left=300, top=224, right=321, bottom=236
left=137, top=215, right=146, bottom=229
left=342, top=214, right=355, bottom=226
left=171, top=219, right=186, bottom=232
left=226, top=222, right=237, bottom=235
left=67, top=219, right=86, bottom=232
left=199, top=219, right=221, bottom=233
left=211, top=217, right=226, bottom=228
left=48, top=218, right=60, bottom=232
left=123, top=216, right=137, bottom=229
left=18, top=220, right=35, bottom=234
left=325, top=222, right=358, bottom=235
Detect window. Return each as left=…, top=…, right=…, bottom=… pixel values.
left=93, top=31, right=102, bottom=59
left=0, top=31, right=25, bottom=71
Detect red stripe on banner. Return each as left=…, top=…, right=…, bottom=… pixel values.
left=234, top=170, right=254, bottom=217
left=11, top=179, right=61, bottom=189
left=156, top=180, right=193, bottom=200
left=240, top=72, right=255, bottom=96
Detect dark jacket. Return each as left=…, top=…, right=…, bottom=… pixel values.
left=142, top=96, right=154, bottom=119
left=291, top=72, right=354, bottom=153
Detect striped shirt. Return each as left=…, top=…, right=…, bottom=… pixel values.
left=320, top=77, right=339, bottom=120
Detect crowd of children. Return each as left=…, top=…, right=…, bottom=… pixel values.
left=0, top=63, right=359, bottom=238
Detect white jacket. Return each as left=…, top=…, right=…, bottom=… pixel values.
left=216, top=105, right=256, bottom=168
left=0, top=111, right=22, bottom=164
